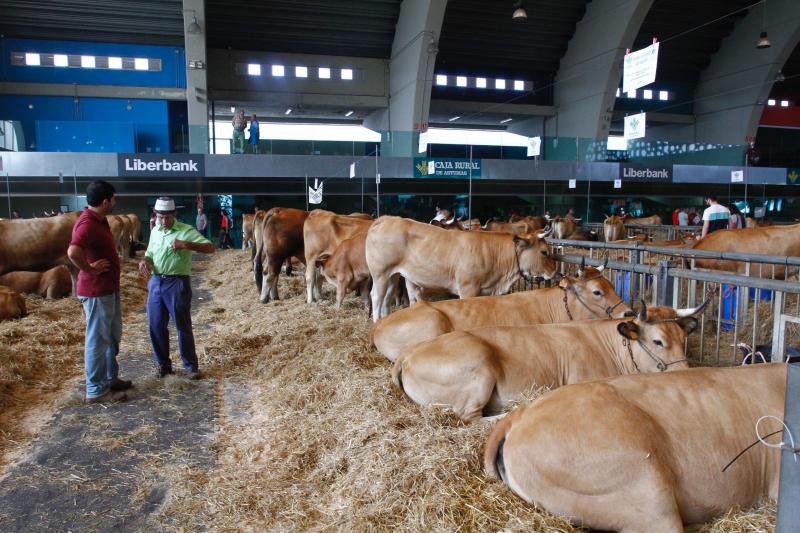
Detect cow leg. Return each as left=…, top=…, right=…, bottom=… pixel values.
left=67, top=264, right=79, bottom=297
left=305, top=261, right=316, bottom=304
left=261, top=258, right=281, bottom=303
left=360, top=279, right=371, bottom=311
left=313, top=267, right=322, bottom=302
left=457, top=284, right=481, bottom=299
left=405, top=279, right=424, bottom=304
left=284, top=258, right=293, bottom=277
left=334, top=276, right=348, bottom=309
left=370, top=276, right=391, bottom=321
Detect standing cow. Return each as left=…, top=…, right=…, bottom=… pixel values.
left=603, top=215, right=625, bottom=242
left=366, top=216, right=557, bottom=321
left=550, top=217, right=580, bottom=239
left=316, top=231, right=371, bottom=309
left=485, top=363, right=786, bottom=532
left=303, top=210, right=373, bottom=304
left=254, top=207, right=309, bottom=303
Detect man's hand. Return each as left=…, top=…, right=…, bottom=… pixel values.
left=172, top=239, right=188, bottom=252
left=89, top=259, right=111, bottom=275
left=138, top=259, right=152, bottom=278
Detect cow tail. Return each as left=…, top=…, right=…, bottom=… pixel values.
left=253, top=241, right=265, bottom=290
left=483, top=410, right=518, bottom=481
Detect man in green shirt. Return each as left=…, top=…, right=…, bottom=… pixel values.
left=139, top=197, right=215, bottom=379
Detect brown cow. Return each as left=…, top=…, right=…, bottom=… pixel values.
left=550, top=217, right=580, bottom=239
left=0, top=213, right=80, bottom=292
left=371, top=265, right=629, bottom=361
left=250, top=209, right=268, bottom=270
left=603, top=215, right=625, bottom=242
left=107, top=214, right=128, bottom=259
left=0, top=265, right=72, bottom=299
left=692, top=222, right=800, bottom=276
left=394, top=303, right=700, bottom=421
left=626, top=214, right=662, bottom=225
left=366, top=216, right=557, bottom=321
left=484, top=363, right=786, bottom=532
left=254, top=207, right=309, bottom=303
left=431, top=218, right=465, bottom=230
left=242, top=213, right=256, bottom=250
left=303, top=210, right=373, bottom=304
left=566, top=228, right=598, bottom=241
left=316, top=231, right=370, bottom=309
left=483, top=219, right=536, bottom=235
left=348, top=212, right=374, bottom=220
left=0, top=286, right=26, bottom=321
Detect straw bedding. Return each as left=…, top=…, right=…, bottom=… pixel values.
left=155, top=250, right=775, bottom=532
left=0, top=261, right=147, bottom=466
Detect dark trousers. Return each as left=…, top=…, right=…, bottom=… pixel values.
left=147, top=275, right=198, bottom=371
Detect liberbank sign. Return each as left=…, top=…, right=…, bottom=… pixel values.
left=619, top=163, right=673, bottom=183
left=118, top=154, right=204, bottom=177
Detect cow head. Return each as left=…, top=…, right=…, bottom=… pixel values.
left=616, top=300, right=707, bottom=373
left=514, top=232, right=557, bottom=281
left=558, top=263, right=631, bottom=318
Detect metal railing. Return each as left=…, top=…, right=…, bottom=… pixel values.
left=538, top=237, right=800, bottom=366
left=584, top=222, right=703, bottom=242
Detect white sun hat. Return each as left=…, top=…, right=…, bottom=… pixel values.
left=154, top=197, right=176, bottom=213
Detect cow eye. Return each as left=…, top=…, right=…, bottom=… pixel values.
left=540, top=250, right=548, bottom=256
left=592, top=290, right=602, bottom=296
left=654, top=339, right=664, bottom=347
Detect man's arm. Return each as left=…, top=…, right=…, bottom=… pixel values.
left=178, top=240, right=215, bottom=254
left=68, top=244, right=110, bottom=275
left=700, top=220, right=710, bottom=239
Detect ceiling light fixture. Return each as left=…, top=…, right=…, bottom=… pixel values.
left=500, top=118, right=513, bottom=124
left=285, top=108, right=292, bottom=115
left=230, top=106, right=236, bottom=113
left=186, top=11, right=202, bottom=35
left=345, top=110, right=354, bottom=117
left=512, top=1, right=527, bottom=20
left=775, top=70, right=785, bottom=82
left=448, top=116, right=461, bottom=122
left=757, top=1, right=771, bottom=49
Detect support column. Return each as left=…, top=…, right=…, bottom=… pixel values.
left=368, top=0, right=447, bottom=157
left=546, top=0, right=653, bottom=160
left=183, top=0, right=209, bottom=154
left=690, top=0, right=800, bottom=146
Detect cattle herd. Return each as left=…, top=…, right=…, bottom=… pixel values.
left=1, top=205, right=795, bottom=531
left=0, top=212, right=142, bottom=320
left=243, top=206, right=795, bottom=532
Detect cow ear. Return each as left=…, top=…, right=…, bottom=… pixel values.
left=513, top=235, right=531, bottom=249
left=677, top=317, right=698, bottom=335
left=558, top=276, right=572, bottom=289
left=617, top=321, right=640, bottom=340
left=316, top=253, right=331, bottom=267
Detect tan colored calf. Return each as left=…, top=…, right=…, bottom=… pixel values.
left=485, top=363, right=786, bottom=532
left=0, top=286, right=27, bottom=321
left=393, top=304, right=698, bottom=422
left=317, top=231, right=370, bottom=309
left=0, top=265, right=72, bottom=299
left=603, top=215, right=625, bottom=242
left=371, top=266, right=628, bottom=361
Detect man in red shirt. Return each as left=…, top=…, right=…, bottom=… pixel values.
left=68, top=180, right=131, bottom=403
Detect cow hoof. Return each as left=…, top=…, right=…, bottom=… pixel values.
left=259, top=298, right=270, bottom=304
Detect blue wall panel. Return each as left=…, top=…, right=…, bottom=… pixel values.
left=0, top=37, right=185, bottom=88
left=0, top=95, right=170, bottom=153
left=36, top=120, right=135, bottom=152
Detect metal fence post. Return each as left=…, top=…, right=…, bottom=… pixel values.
left=655, top=259, right=673, bottom=307
left=629, top=247, right=640, bottom=304
left=777, top=364, right=800, bottom=530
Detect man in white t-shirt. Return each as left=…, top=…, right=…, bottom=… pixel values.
left=701, top=196, right=730, bottom=239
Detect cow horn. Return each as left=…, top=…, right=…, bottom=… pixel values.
left=537, top=226, right=552, bottom=238
left=573, top=218, right=582, bottom=222
left=675, top=296, right=711, bottom=317
left=597, top=253, right=609, bottom=272
left=638, top=299, right=648, bottom=321
left=579, top=256, right=586, bottom=274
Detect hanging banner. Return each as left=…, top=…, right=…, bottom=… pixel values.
left=527, top=136, right=541, bottom=157
left=568, top=179, right=576, bottom=189
left=414, top=158, right=481, bottom=178
left=731, top=170, right=744, bottom=183
left=614, top=179, right=622, bottom=189
left=623, top=42, right=659, bottom=94
left=308, top=181, right=323, bottom=204
left=624, top=112, right=646, bottom=140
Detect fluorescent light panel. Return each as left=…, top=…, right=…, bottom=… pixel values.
left=271, top=64, right=285, bottom=76
left=659, top=90, right=669, bottom=101
left=643, top=89, right=653, bottom=99
left=247, top=63, right=261, bottom=75
left=514, top=80, right=524, bottom=91
left=476, top=77, right=487, bottom=88
left=768, top=99, right=776, bottom=106
left=495, top=79, right=506, bottom=89
left=456, top=76, right=467, bottom=87
left=108, top=56, right=122, bottom=69
left=318, top=67, right=331, bottom=79
left=24, top=53, right=40, bottom=66
left=134, top=58, right=149, bottom=70
left=295, top=66, right=307, bottom=78
left=341, top=68, right=353, bottom=80
left=54, top=54, right=69, bottom=67
left=781, top=100, right=790, bottom=107
left=436, top=74, right=447, bottom=86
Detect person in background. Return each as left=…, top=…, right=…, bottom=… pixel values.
left=139, top=197, right=215, bottom=379
left=231, top=110, right=247, bottom=154
left=149, top=210, right=157, bottom=231
left=729, top=204, right=744, bottom=229
left=672, top=208, right=680, bottom=225
left=196, top=206, right=208, bottom=237
left=678, top=208, right=689, bottom=226
left=691, top=211, right=702, bottom=226
left=248, top=114, right=260, bottom=154
left=700, top=196, right=731, bottom=239
left=219, top=209, right=232, bottom=249
left=68, top=180, right=131, bottom=403
left=565, top=208, right=577, bottom=221
left=11, top=210, right=21, bottom=219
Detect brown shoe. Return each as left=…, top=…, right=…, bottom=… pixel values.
left=86, top=390, right=128, bottom=404
left=110, top=378, right=133, bottom=391
left=185, top=370, right=202, bottom=380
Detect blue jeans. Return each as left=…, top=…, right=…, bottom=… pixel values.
left=147, top=275, right=198, bottom=372
left=80, top=292, right=122, bottom=399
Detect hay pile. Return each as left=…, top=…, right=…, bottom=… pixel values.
left=156, top=250, right=776, bottom=532
left=0, top=261, right=147, bottom=466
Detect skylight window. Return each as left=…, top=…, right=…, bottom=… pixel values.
left=643, top=89, right=653, bottom=100
left=768, top=99, right=776, bottom=106
left=436, top=74, right=447, bottom=86
left=514, top=80, right=524, bottom=91
left=108, top=57, right=122, bottom=69
left=247, top=63, right=261, bottom=76
left=295, top=66, right=307, bottom=78
left=456, top=76, right=467, bottom=87
left=781, top=100, right=790, bottom=107
left=341, top=68, right=353, bottom=80
left=476, top=77, right=487, bottom=89
left=134, top=58, right=149, bottom=70
left=626, top=89, right=636, bottom=98
left=271, top=65, right=285, bottom=77
left=659, top=91, right=669, bottom=101
left=318, top=67, right=331, bottom=79
left=25, top=53, right=40, bottom=66
left=495, top=79, right=506, bottom=90
left=54, top=54, right=69, bottom=67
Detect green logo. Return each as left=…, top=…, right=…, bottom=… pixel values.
left=788, top=169, right=800, bottom=185
left=415, top=160, right=428, bottom=176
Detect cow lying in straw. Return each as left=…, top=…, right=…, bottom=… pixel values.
left=392, top=301, right=702, bottom=422
left=0, top=286, right=27, bottom=321
left=371, top=261, right=628, bottom=362
left=0, top=265, right=72, bottom=299
left=484, top=362, right=786, bottom=532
